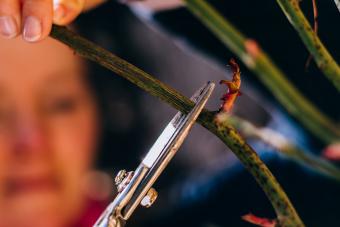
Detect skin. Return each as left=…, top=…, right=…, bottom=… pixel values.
left=0, top=0, right=183, bottom=42
left=0, top=36, right=99, bottom=227
left=0, top=0, right=105, bottom=42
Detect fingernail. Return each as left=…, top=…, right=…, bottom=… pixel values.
left=0, top=16, right=18, bottom=39
left=23, top=16, right=42, bottom=42
left=53, top=4, right=66, bottom=23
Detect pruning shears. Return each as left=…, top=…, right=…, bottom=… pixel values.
left=94, top=82, right=215, bottom=227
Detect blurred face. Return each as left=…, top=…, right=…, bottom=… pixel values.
left=0, top=37, right=99, bottom=227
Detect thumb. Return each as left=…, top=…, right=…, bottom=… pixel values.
left=53, top=0, right=85, bottom=25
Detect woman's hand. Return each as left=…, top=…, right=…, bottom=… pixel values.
left=0, top=0, right=105, bottom=42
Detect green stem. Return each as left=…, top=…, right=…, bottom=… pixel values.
left=183, top=0, right=340, bottom=144
left=51, top=25, right=304, bottom=227
left=276, top=0, right=340, bottom=91
left=228, top=115, right=340, bottom=182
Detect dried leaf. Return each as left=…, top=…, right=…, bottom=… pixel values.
left=219, top=58, right=242, bottom=113
left=242, top=213, right=277, bottom=227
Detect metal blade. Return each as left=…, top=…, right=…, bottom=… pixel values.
left=94, top=82, right=215, bottom=227
left=142, top=81, right=214, bottom=168
left=123, top=81, right=215, bottom=219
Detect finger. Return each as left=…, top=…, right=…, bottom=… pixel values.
left=22, top=0, right=53, bottom=42
left=0, top=0, right=20, bottom=39
left=53, top=0, right=84, bottom=25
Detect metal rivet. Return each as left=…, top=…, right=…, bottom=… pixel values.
left=115, top=169, right=127, bottom=185
left=141, top=188, right=158, bottom=208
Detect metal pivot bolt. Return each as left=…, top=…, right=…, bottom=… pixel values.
left=140, top=188, right=158, bottom=208
left=115, top=169, right=134, bottom=193
left=115, top=170, right=127, bottom=185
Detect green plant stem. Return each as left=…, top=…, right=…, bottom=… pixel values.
left=183, top=0, right=340, bottom=144
left=228, top=115, right=340, bottom=182
left=276, top=0, right=340, bottom=91
left=51, top=25, right=304, bottom=227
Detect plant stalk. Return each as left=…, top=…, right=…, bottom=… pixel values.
left=183, top=0, right=340, bottom=144
left=51, top=25, right=304, bottom=227
left=276, top=0, right=340, bottom=91
left=228, top=115, right=340, bottom=182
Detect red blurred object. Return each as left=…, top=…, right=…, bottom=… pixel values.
left=242, top=213, right=276, bottom=227
left=73, top=199, right=108, bottom=227
left=322, top=143, right=340, bottom=161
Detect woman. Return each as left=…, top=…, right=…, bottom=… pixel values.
left=0, top=33, right=107, bottom=227
left=0, top=1, right=173, bottom=226
left=0, top=1, right=116, bottom=226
